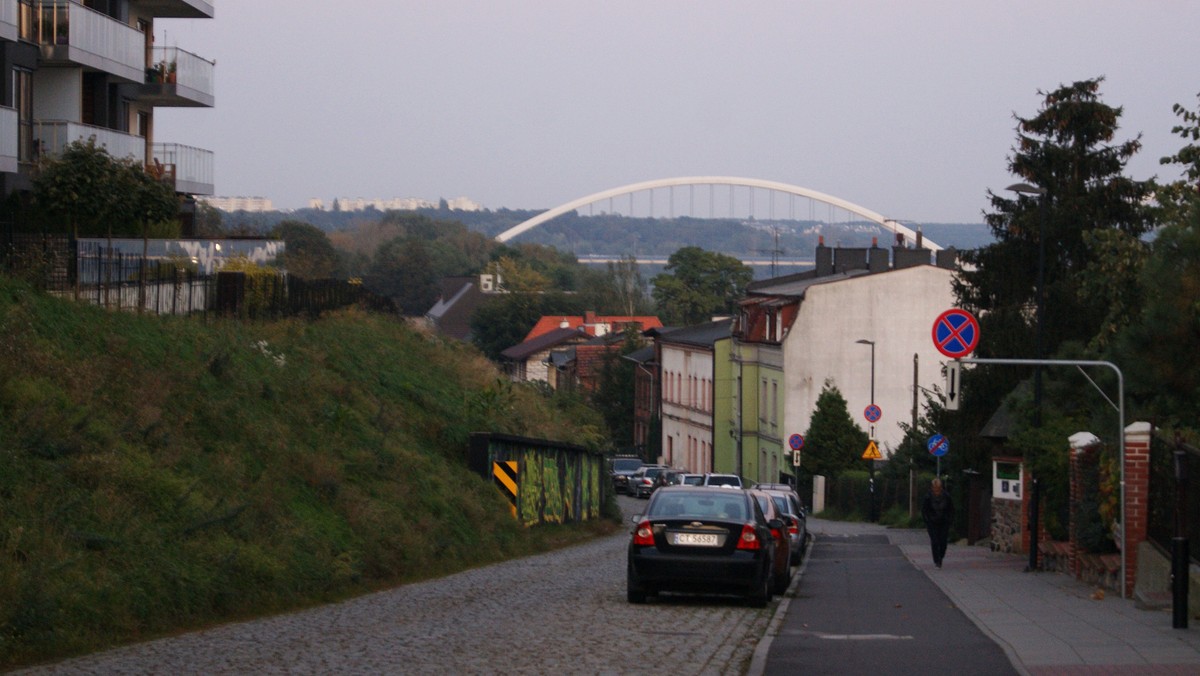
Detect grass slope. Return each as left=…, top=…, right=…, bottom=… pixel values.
left=0, top=278, right=614, bottom=668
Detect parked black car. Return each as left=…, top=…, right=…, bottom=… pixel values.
left=610, top=456, right=644, bottom=495
left=626, top=486, right=781, bottom=607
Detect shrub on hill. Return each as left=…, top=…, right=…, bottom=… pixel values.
left=0, top=278, right=609, bottom=668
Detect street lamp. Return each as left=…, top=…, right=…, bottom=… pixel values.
left=1007, top=183, right=1047, bottom=426
left=855, top=338, right=878, bottom=521
left=855, top=339, right=875, bottom=406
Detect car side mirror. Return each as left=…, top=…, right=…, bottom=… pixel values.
left=768, top=518, right=784, bottom=530
left=630, top=514, right=642, bottom=524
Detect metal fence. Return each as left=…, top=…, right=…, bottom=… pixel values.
left=1149, top=434, right=1199, bottom=565
left=1, top=229, right=394, bottom=319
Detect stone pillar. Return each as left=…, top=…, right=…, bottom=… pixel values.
left=1123, top=422, right=1153, bottom=598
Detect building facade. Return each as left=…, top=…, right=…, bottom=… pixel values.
left=0, top=0, right=215, bottom=210
left=658, top=321, right=730, bottom=473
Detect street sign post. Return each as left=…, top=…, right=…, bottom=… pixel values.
left=862, top=440, right=882, bottom=460
left=945, top=360, right=962, bottom=411
left=928, top=433, right=948, bottom=477
left=932, top=309, right=980, bottom=359
left=863, top=404, right=882, bottom=424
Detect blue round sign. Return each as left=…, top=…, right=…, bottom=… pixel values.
left=864, top=404, right=882, bottom=423
left=788, top=434, right=805, bottom=451
left=927, top=433, right=949, bottom=457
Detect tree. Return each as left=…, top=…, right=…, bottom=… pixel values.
left=956, top=77, right=1156, bottom=362
left=590, top=328, right=642, bottom=448
left=651, top=246, right=753, bottom=325
left=32, top=138, right=179, bottom=238
left=272, top=220, right=342, bottom=279
left=369, top=236, right=440, bottom=315
left=950, top=78, right=1158, bottom=466
left=575, top=256, right=653, bottom=317
left=801, top=380, right=869, bottom=479
left=1106, top=92, right=1200, bottom=424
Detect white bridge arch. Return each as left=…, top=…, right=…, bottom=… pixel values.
left=494, top=176, right=941, bottom=251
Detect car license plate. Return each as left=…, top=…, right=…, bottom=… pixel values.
left=673, top=532, right=719, bottom=546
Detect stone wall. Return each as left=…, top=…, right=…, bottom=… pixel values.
left=991, top=498, right=1022, bottom=553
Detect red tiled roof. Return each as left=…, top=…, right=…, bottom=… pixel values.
left=523, top=314, right=663, bottom=342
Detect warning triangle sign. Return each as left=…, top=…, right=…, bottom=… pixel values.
left=861, top=440, right=882, bottom=460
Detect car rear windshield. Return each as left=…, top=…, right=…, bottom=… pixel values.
left=612, top=459, right=642, bottom=471
left=648, top=492, right=748, bottom=520
left=706, top=475, right=741, bottom=486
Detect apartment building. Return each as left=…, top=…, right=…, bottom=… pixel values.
left=0, top=0, right=215, bottom=225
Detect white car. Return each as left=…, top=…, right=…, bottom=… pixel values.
left=701, top=473, right=743, bottom=488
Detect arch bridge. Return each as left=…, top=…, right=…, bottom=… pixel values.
left=494, top=176, right=941, bottom=251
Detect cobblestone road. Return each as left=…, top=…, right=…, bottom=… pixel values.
left=15, top=496, right=775, bottom=675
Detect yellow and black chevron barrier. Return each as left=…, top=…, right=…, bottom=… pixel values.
left=492, top=460, right=518, bottom=519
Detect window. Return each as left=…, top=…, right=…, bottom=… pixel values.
left=15, top=68, right=32, bottom=162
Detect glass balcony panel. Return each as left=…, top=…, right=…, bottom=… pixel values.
left=152, top=142, right=214, bottom=195
left=0, top=106, right=17, bottom=173
left=37, top=2, right=144, bottom=82
left=34, top=120, right=145, bottom=163
left=147, top=46, right=215, bottom=106
left=0, top=0, right=18, bottom=41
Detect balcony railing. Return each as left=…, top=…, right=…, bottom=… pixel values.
left=145, top=46, right=215, bottom=107
left=152, top=142, right=214, bottom=195
left=0, top=0, right=18, bottom=42
left=0, top=106, right=17, bottom=173
left=33, top=120, right=145, bottom=163
left=34, top=1, right=143, bottom=82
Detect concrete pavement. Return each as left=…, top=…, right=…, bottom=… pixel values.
left=753, top=517, right=1200, bottom=675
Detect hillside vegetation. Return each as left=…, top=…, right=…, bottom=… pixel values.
left=0, top=277, right=614, bottom=669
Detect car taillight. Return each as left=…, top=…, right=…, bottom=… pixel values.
left=633, top=520, right=655, bottom=546
left=788, top=523, right=799, bottom=537
left=736, top=523, right=761, bottom=551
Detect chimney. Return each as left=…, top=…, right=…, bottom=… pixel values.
left=816, top=237, right=833, bottom=277
left=584, top=310, right=597, bottom=324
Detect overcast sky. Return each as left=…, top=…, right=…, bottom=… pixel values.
left=154, top=1, right=1200, bottom=224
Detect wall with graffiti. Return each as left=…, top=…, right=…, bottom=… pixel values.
left=468, top=433, right=603, bottom=526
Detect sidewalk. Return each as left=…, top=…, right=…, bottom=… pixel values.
left=787, top=517, right=1200, bottom=674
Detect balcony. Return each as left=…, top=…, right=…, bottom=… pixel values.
left=35, top=1, right=144, bottom=83
left=132, top=0, right=214, bottom=20
left=152, top=142, right=214, bottom=195
left=0, top=0, right=17, bottom=42
left=33, top=120, right=145, bottom=163
left=138, top=46, right=214, bottom=108
left=0, top=106, right=17, bottom=173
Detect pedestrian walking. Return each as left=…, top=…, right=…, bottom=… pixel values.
left=922, top=477, right=954, bottom=568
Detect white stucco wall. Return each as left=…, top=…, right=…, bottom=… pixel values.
left=34, top=68, right=81, bottom=121
left=660, top=343, right=714, bottom=472
left=782, top=265, right=957, bottom=454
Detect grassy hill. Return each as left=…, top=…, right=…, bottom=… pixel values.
left=0, top=277, right=616, bottom=669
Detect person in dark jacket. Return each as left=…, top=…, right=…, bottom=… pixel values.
left=921, top=478, right=954, bottom=568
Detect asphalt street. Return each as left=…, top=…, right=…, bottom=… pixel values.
left=764, top=532, right=1017, bottom=675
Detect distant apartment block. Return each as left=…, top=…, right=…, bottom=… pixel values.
left=202, top=196, right=275, bottom=212
left=307, top=196, right=483, bottom=212
left=0, top=0, right=216, bottom=226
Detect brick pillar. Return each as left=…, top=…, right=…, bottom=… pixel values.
left=1068, top=432, right=1100, bottom=579
left=1122, top=422, right=1153, bottom=597
left=1020, top=462, right=1032, bottom=557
